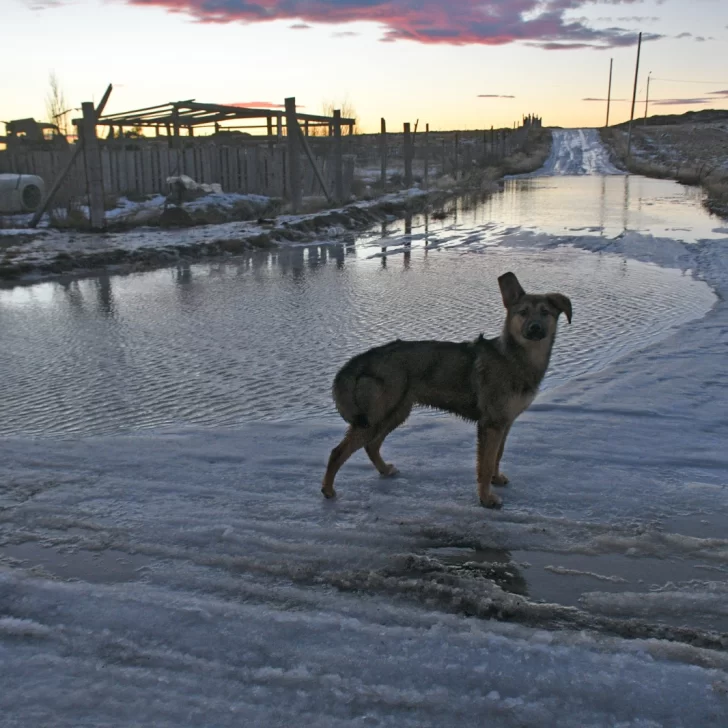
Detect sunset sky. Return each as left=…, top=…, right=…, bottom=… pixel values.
left=3, top=0, right=728, bottom=134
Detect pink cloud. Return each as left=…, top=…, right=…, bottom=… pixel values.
left=126, top=0, right=665, bottom=49
left=227, top=101, right=306, bottom=109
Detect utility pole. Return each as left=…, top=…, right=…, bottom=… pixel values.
left=643, top=71, right=652, bottom=125
left=605, top=57, right=613, bottom=127
left=626, top=31, right=642, bottom=162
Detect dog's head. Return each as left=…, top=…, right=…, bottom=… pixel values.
left=498, top=272, right=572, bottom=346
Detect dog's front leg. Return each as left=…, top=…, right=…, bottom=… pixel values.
left=477, top=423, right=504, bottom=509
left=492, top=423, right=512, bottom=486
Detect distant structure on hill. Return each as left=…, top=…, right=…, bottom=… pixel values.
left=522, top=114, right=542, bottom=129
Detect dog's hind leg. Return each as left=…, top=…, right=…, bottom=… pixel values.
left=492, top=423, right=512, bottom=486
left=477, top=423, right=505, bottom=508
left=322, top=426, right=375, bottom=499
left=364, top=404, right=412, bottom=477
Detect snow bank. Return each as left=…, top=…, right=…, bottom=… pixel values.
left=0, top=188, right=432, bottom=283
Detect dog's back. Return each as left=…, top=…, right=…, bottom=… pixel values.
left=333, top=338, right=487, bottom=428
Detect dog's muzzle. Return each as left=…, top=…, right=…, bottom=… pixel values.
left=524, top=322, right=546, bottom=341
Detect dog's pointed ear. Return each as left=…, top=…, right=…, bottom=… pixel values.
left=498, top=272, right=526, bottom=308
left=547, top=294, right=572, bottom=324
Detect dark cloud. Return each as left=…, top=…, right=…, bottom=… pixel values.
left=583, top=90, right=728, bottom=106
left=675, top=32, right=692, bottom=38
left=583, top=89, right=728, bottom=106
left=477, top=94, right=516, bottom=99
left=290, top=22, right=311, bottom=30
left=652, top=96, right=724, bottom=106
left=332, top=31, right=359, bottom=37
left=125, top=0, right=665, bottom=49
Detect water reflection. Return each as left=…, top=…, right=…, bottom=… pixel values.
left=362, top=175, right=722, bottom=248
left=0, top=234, right=713, bottom=437
left=95, top=275, right=115, bottom=317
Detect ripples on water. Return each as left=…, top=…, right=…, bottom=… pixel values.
left=0, top=231, right=714, bottom=437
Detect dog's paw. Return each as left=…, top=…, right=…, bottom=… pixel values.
left=321, top=486, right=337, bottom=499
left=491, top=472, right=509, bottom=486
left=380, top=464, right=399, bottom=478
left=479, top=492, right=503, bottom=509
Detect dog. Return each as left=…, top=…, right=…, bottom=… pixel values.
left=321, top=272, right=572, bottom=508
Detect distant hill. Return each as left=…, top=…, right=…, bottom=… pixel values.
left=610, top=108, right=728, bottom=129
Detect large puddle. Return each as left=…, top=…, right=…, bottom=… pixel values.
left=0, top=173, right=720, bottom=438
left=355, top=175, right=728, bottom=253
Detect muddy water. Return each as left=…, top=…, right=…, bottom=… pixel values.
left=0, top=176, right=718, bottom=438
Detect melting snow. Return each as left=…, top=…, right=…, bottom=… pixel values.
left=0, top=131, right=727, bottom=726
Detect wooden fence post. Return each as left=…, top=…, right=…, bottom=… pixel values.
left=380, top=117, right=387, bottom=188
left=81, top=101, right=105, bottom=230
left=284, top=97, right=302, bottom=210
left=333, top=109, right=343, bottom=203
left=171, top=104, right=180, bottom=149
left=403, top=122, right=412, bottom=187
left=454, top=132, right=460, bottom=179
left=29, top=84, right=112, bottom=228
left=423, top=123, right=429, bottom=189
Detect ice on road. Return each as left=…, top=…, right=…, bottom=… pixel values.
left=526, top=128, right=624, bottom=177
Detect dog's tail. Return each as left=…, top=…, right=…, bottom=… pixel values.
left=332, top=364, right=370, bottom=428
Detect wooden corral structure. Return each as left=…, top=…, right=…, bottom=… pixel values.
left=0, top=85, right=540, bottom=230
left=95, top=100, right=356, bottom=143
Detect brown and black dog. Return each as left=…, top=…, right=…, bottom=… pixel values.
left=322, top=272, right=572, bottom=508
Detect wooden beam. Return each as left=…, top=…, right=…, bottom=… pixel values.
left=403, top=122, right=412, bottom=187
left=95, top=84, right=114, bottom=117
left=333, top=109, right=343, bottom=203
left=296, top=125, right=333, bottom=203
left=81, top=101, right=105, bottom=230
left=380, top=118, right=387, bottom=187
left=424, top=123, right=429, bottom=189
left=182, top=100, right=284, bottom=118
left=295, top=111, right=356, bottom=124
left=284, top=97, right=302, bottom=210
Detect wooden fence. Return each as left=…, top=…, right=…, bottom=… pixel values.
left=0, top=141, right=355, bottom=204
left=0, top=125, right=531, bottom=215
left=350, top=126, right=530, bottom=184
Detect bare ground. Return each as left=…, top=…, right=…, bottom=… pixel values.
left=600, top=122, right=728, bottom=219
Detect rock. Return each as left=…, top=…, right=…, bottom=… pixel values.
left=159, top=207, right=193, bottom=228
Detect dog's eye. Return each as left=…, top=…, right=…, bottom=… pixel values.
left=540, top=308, right=551, bottom=317
left=517, top=310, right=529, bottom=317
